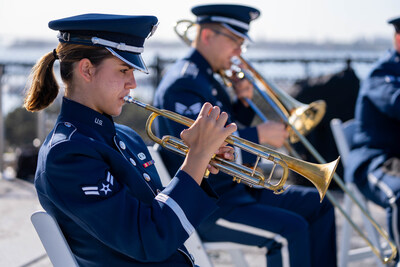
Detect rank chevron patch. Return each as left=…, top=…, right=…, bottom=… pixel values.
left=175, top=102, right=202, bottom=116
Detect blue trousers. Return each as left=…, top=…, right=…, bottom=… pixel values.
left=197, top=185, right=337, bottom=267
left=357, top=156, right=400, bottom=262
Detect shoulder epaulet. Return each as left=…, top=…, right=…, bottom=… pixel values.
left=50, top=122, right=77, bottom=147
left=180, top=61, right=199, bottom=79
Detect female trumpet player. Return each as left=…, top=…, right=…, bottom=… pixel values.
left=24, top=13, right=237, bottom=266
left=154, top=4, right=337, bottom=267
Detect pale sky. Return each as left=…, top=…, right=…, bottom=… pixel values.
left=0, top=0, right=399, bottom=43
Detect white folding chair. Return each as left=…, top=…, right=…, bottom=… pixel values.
left=31, top=211, right=79, bottom=267
left=148, top=145, right=266, bottom=267
left=330, top=118, right=387, bottom=267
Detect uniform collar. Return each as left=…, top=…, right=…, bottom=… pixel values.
left=58, top=97, right=116, bottom=138
left=186, top=48, right=214, bottom=76
left=393, top=49, right=400, bottom=61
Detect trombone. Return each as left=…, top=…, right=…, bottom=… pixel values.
left=124, top=96, right=338, bottom=202
left=173, top=19, right=398, bottom=263
left=173, top=19, right=326, bottom=143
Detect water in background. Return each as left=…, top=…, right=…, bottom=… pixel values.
left=0, top=42, right=386, bottom=114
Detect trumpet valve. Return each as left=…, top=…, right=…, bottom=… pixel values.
left=233, top=177, right=255, bottom=188
left=273, top=186, right=288, bottom=195
left=233, top=177, right=241, bottom=183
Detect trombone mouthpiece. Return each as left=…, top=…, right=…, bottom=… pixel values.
left=231, top=56, right=241, bottom=65
left=124, top=96, right=146, bottom=108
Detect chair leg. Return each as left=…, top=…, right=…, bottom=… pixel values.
left=339, top=184, right=389, bottom=267
left=339, top=192, right=353, bottom=267
left=354, top=188, right=387, bottom=267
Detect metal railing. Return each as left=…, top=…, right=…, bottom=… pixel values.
left=0, top=55, right=378, bottom=176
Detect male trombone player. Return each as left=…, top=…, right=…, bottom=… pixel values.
left=154, top=4, right=337, bottom=266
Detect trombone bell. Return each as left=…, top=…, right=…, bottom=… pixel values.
left=288, top=100, right=326, bottom=143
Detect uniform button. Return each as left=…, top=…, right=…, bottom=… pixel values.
left=64, top=122, right=71, bottom=127
left=157, top=189, right=161, bottom=194
left=130, top=158, right=136, bottom=166
left=143, top=173, right=151, bottom=182
left=119, top=141, right=126, bottom=150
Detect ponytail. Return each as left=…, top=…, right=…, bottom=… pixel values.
left=24, top=48, right=59, bottom=112
left=24, top=43, right=112, bottom=112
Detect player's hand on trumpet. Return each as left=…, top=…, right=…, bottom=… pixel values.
left=180, top=103, right=237, bottom=184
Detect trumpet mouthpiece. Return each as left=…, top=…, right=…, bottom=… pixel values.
left=123, top=96, right=146, bottom=108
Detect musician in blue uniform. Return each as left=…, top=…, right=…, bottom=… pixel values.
left=346, top=16, right=400, bottom=260
left=24, top=13, right=237, bottom=266
left=154, top=4, right=337, bottom=267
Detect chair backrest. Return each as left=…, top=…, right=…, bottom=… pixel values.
left=147, top=144, right=173, bottom=186
left=31, top=211, right=79, bottom=267
left=147, top=145, right=214, bottom=267
left=330, top=120, right=388, bottom=267
left=330, top=118, right=356, bottom=166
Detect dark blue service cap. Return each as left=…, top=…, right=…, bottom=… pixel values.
left=191, top=4, right=260, bottom=40
left=48, top=13, right=159, bottom=74
left=388, top=16, right=400, bottom=33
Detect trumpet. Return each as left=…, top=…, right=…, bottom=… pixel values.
left=124, top=96, right=339, bottom=202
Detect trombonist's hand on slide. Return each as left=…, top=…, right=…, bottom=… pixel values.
left=180, top=103, right=237, bottom=185
left=231, top=71, right=254, bottom=107
left=257, top=121, right=289, bottom=148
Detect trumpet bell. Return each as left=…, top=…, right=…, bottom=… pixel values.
left=288, top=100, right=326, bottom=143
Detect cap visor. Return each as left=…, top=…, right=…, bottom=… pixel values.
left=222, top=23, right=252, bottom=42
left=106, top=47, right=149, bottom=74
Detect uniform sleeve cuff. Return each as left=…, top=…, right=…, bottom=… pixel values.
left=161, top=170, right=219, bottom=227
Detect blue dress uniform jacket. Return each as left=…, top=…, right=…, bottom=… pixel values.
left=34, top=97, right=219, bottom=266
left=346, top=49, right=400, bottom=185
left=154, top=48, right=258, bottom=206
left=346, top=49, right=400, bottom=255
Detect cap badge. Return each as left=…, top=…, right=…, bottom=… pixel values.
left=148, top=22, right=159, bottom=38
left=249, top=11, right=259, bottom=20
left=57, top=32, right=70, bottom=42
